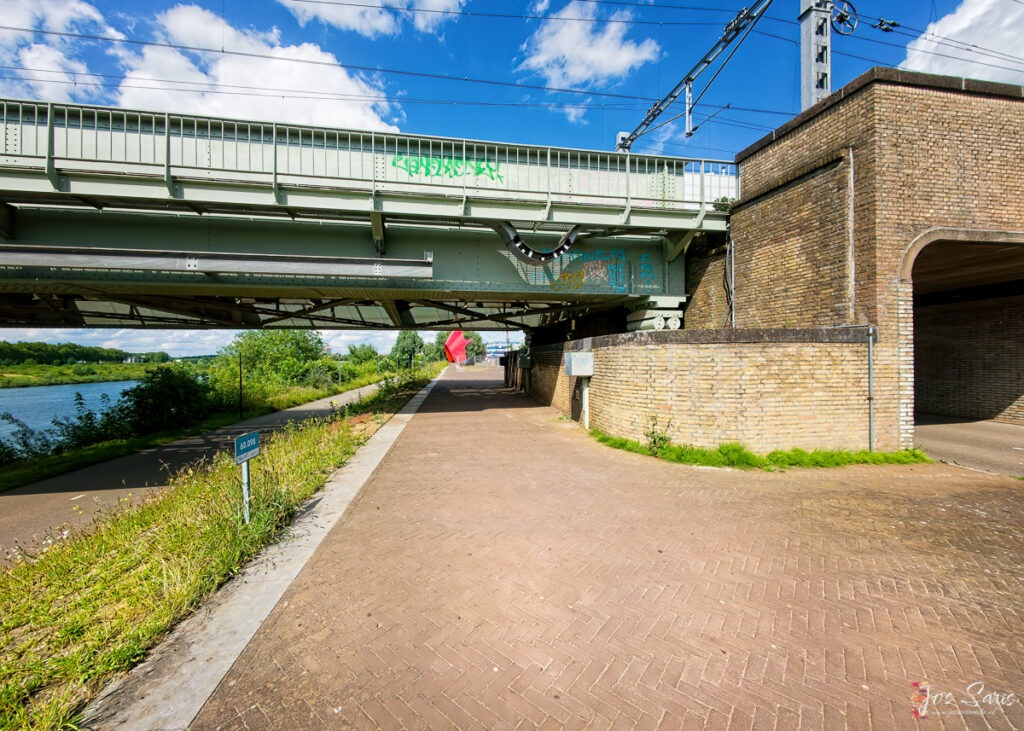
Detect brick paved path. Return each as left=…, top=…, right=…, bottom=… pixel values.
left=193, top=367, right=1024, bottom=730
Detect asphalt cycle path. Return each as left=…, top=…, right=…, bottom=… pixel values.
left=0, top=382, right=381, bottom=563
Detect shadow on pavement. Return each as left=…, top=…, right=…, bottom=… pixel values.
left=415, top=372, right=540, bottom=414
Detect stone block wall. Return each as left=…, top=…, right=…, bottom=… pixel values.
left=528, top=329, right=874, bottom=454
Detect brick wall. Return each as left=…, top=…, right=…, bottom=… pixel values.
left=695, top=68, right=1024, bottom=449
left=528, top=329, right=873, bottom=454
left=915, top=295, right=1024, bottom=424
left=684, top=249, right=730, bottom=329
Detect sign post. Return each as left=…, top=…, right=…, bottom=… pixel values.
left=234, top=431, right=260, bottom=524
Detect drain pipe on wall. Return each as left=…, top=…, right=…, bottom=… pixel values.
left=729, top=236, right=736, bottom=328
left=581, top=376, right=590, bottom=430
left=867, top=324, right=877, bottom=452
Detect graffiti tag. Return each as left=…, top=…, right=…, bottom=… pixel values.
left=548, top=249, right=629, bottom=293
left=638, top=251, right=656, bottom=288
left=391, top=154, right=505, bottom=183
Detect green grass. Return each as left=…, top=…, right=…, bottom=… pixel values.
left=0, top=363, right=162, bottom=389
left=0, top=377, right=390, bottom=494
left=591, top=429, right=931, bottom=470
left=0, top=368, right=439, bottom=731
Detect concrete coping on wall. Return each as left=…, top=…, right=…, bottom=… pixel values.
left=736, top=66, right=1024, bottom=163
left=532, top=327, right=873, bottom=354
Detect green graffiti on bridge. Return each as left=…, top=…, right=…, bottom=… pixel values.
left=391, top=153, right=505, bottom=183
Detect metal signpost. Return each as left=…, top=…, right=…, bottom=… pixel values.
left=234, top=431, right=260, bottom=524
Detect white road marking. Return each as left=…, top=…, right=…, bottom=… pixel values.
left=70, top=494, right=86, bottom=501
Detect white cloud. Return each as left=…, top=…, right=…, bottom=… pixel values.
left=901, top=0, right=1024, bottom=84
left=518, top=1, right=659, bottom=89
left=113, top=5, right=400, bottom=130
left=0, top=0, right=109, bottom=49
left=563, top=97, right=591, bottom=124
left=0, top=328, right=402, bottom=359
left=517, top=1, right=658, bottom=122
left=277, top=0, right=397, bottom=38
left=407, top=0, right=468, bottom=34
left=276, top=0, right=468, bottom=38
left=0, top=0, right=121, bottom=102
left=322, top=330, right=399, bottom=356
left=0, top=328, right=232, bottom=357
left=0, top=328, right=520, bottom=361
left=14, top=44, right=93, bottom=102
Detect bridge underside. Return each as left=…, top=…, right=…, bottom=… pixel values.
left=0, top=206, right=688, bottom=331
left=0, top=99, right=737, bottom=332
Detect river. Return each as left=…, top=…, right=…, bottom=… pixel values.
left=0, top=381, right=136, bottom=439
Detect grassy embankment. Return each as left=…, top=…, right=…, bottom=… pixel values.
left=0, top=364, right=161, bottom=389
left=591, top=428, right=930, bottom=469
left=0, top=365, right=442, bottom=731
left=0, top=373, right=386, bottom=494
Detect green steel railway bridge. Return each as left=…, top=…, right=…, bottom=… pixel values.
left=0, top=100, right=735, bottom=335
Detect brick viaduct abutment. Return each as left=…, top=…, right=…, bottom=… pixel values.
left=522, top=68, right=1023, bottom=454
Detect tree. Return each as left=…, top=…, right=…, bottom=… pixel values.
left=465, top=332, right=486, bottom=359
left=423, top=338, right=444, bottom=362
left=389, top=331, right=424, bottom=369
left=216, top=330, right=329, bottom=385
left=346, top=343, right=378, bottom=364
left=118, top=365, right=210, bottom=433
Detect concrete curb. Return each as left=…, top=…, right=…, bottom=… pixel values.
left=82, top=377, right=441, bottom=730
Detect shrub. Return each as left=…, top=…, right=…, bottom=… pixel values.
left=643, top=415, right=673, bottom=456
left=119, top=366, right=211, bottom=433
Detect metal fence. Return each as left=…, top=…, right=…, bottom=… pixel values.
left=0, top=100, right=738, bottom=210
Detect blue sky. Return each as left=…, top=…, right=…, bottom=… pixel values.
left=0, top=0, right=1021, bottom=356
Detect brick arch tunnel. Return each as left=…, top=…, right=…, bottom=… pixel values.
left=903, top=231, right=1024, bottom=427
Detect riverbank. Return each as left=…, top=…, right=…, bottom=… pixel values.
left=0, top=369, right=439, bottom=730
left=0, top=374, right=383, bottom=494
left=0, top=363, right=166, bottom=389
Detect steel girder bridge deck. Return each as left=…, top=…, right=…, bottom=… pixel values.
left=0, top=99, right=735, bottom=332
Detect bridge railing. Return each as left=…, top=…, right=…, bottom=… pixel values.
left=0, top=100, right=738, bottom=213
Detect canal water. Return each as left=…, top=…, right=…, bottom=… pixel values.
left=0, top=381, right=136, bottom=439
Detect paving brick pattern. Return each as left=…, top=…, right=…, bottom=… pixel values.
left=193, top=367, right=1024, bottom=730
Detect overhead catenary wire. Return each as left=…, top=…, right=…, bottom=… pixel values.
left=278, top=0, right=726, bottom=27
left=617, top=0, right=775, bottom=150
left=0, top=24, right=654, bottom=103
left=10, top=4, right=1019, bottom=156
left=297, top=0, right=1024, bottom=73
left=0, top=25, right=800, bottom=122
left=755, top=27, right=1024, bottom=76
left=0, top=72, right=654, bottom=113
left=759, top=11, right=1024, bottom=73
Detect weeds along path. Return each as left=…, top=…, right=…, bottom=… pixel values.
left=0, top=369, right=440, bottom=730
left=0, top=381, right=384, bottom=563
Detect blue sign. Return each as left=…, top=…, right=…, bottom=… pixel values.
left=234, top=431, right=260, bottom=464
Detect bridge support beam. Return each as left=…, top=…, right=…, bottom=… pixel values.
left=0, top=203, right=14, bottom=240
left=371, top=212, right=386, bottom=257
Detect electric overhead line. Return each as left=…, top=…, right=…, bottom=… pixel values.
left=0, top=24, right=797, bottom=122
left=851, top=9, right=1024, bottom=64
left=0, top=24, right=654, bottom=102
left=0, top=73, right=651, bottom=111
left=6, top=68, right=791, bottom=124
left=760, top=12, right=1024, bottom=71
left=557, top=0, right=740, bottom=13
left=297, top=0, right=1024, bottom=72
left=616, top=0, right=775, bottom=150
left=755, top=27, right=1024, bottom=76
left=282, top=0, right=725, bottom=26
left=2, top=64, right=651, bottom=109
